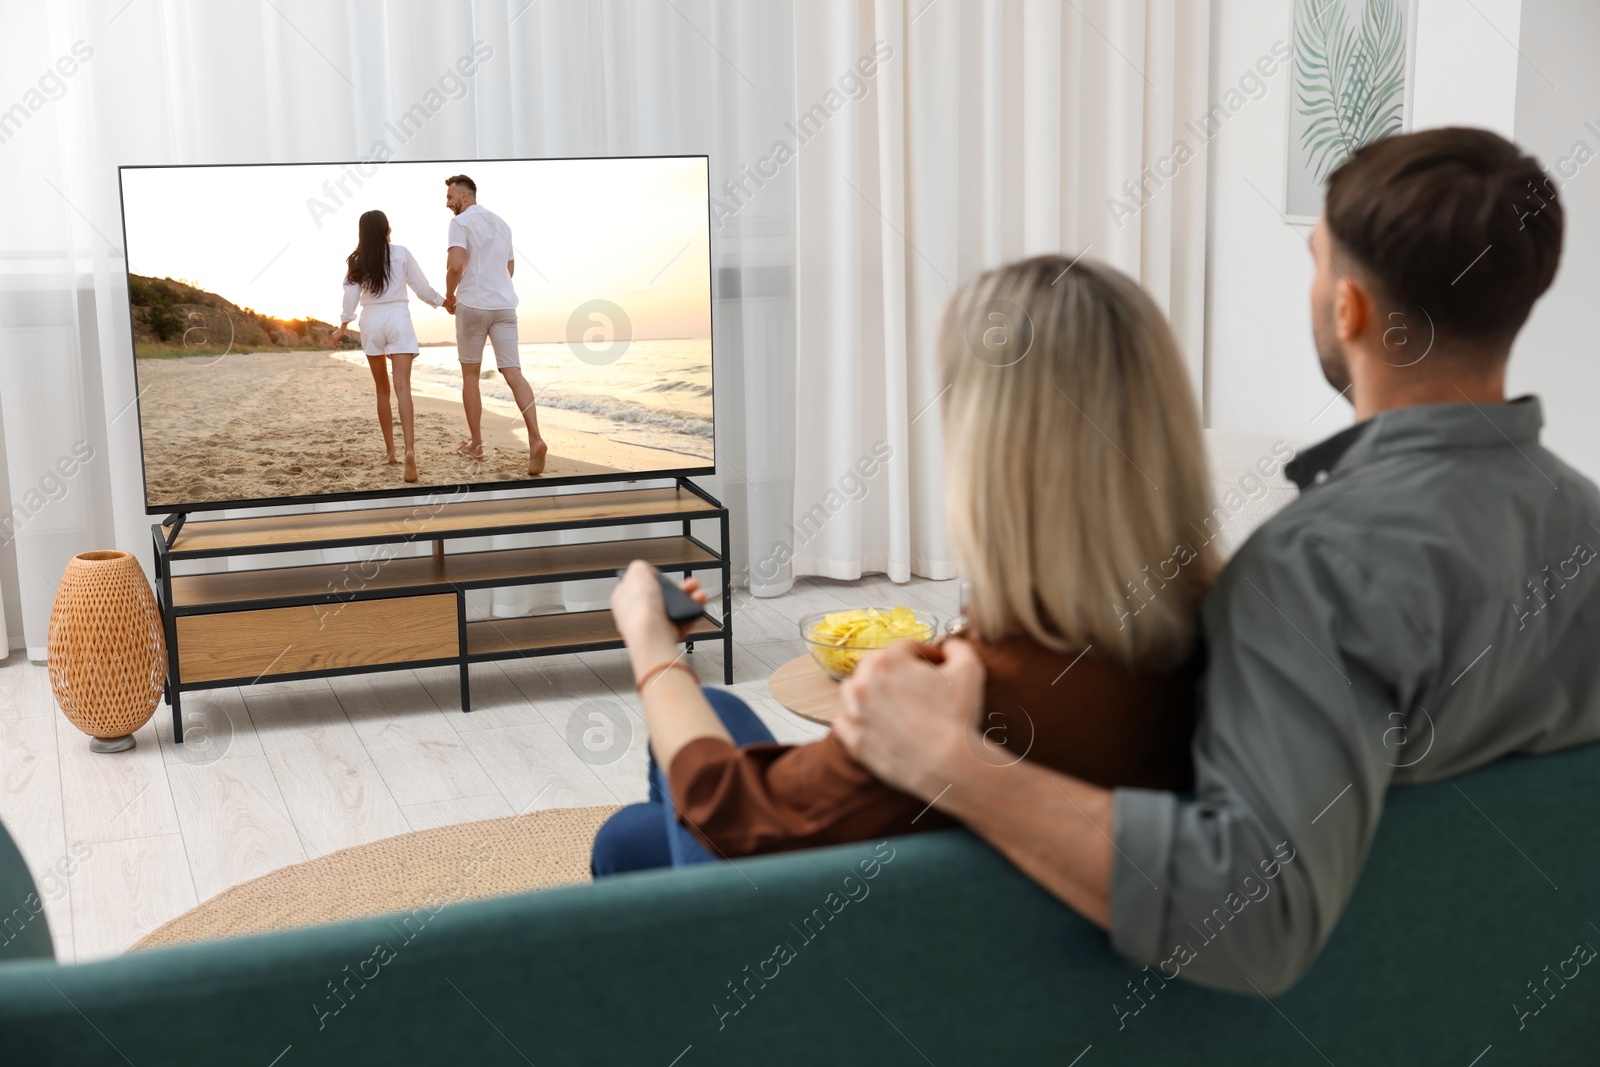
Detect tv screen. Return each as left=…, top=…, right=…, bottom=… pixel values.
left=118, top=155, right=714, bottom=514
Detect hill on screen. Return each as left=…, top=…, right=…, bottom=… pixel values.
left=129, top=274, right=354, bottom=357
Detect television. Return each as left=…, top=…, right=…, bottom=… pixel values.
left=118, top=155, right=715, bottom=515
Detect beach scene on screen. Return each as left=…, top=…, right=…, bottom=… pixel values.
left=121, top=156, right=713, bottom=509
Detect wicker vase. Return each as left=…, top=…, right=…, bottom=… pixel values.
left=47, top=550, right=166, bottom=753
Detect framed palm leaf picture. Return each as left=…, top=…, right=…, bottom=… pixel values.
left=1285, top=0, right=1418, bottom=222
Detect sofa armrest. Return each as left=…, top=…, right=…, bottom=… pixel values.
left=0, top=816, right=53, bottom=964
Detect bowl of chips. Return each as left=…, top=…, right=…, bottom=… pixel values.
left=799, top=607, right=940, bottom=680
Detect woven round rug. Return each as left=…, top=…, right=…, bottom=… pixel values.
left=132, top=804, right=620, bottom=951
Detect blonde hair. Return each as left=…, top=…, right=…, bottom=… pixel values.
left=938, top=255, right=1220, bottom=671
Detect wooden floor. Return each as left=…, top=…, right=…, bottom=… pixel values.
left=0, top=575, right=958, bottom=963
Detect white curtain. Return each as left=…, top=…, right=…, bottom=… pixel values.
left=0, top=0, right=797, bottom=653
left=0, top=0, right=1213, bottom=649
left=782, top=0, right=1211, bottom=589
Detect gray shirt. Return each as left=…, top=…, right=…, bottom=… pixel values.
left=1111, top=397, right=1600, bottom=994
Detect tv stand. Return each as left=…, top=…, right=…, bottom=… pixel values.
left=151, top=478, right=732, bottom=742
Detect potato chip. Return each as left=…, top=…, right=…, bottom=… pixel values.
left=805, top=607, right=934, bottom=678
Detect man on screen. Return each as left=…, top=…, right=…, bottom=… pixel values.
left=442, top=174, right=549, bottom=476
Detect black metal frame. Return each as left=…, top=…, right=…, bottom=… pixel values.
left=155, top=478, right=734, bottom=742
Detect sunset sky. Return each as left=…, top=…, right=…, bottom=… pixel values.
left=120, top=156, right=712, bottom=344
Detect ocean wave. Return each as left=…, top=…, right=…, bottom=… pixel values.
left=643, top=379, right=715, bottom=398
left=537, top=390, right=714, bottom=437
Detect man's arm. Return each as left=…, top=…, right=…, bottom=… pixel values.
left=839, top=530, right=1418, bottom=996
left=1106, top=530, right=1414, bottom=994
left=445, top=246, right=466, bottom=309
left=836, top=640, right=1116, bottom=925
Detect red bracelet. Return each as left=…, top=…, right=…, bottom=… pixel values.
left=635, top=660, right=699, bottom=694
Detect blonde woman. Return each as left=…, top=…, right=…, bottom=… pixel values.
left=592, top=254, right=1220, bottom=872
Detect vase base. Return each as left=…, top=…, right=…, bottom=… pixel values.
left=89, top=734, right=137, bottom=754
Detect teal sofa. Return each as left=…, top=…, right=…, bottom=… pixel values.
left=1, top=743, right=1596, bottom=1065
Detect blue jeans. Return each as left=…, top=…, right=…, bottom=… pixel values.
left=590, top=686, right=776, bottom=876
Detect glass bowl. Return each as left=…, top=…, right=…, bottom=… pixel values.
left=798, top=607, right=940, bottom=681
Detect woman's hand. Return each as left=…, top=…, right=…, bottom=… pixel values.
left=333, top=325, right=347, bottom=343
left=610, top=560, right=709, bottom=667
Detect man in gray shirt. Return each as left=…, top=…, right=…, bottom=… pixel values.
left=834, top=127, right=1600, bottom=994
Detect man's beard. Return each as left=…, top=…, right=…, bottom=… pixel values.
left=1313, top=301, right=1352, bottom=394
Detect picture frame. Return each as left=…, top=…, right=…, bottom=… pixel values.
left=1283, top=0, right=1421, bottom=225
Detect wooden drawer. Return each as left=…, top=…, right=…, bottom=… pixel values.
left=176, top=594, right=458, bottom=684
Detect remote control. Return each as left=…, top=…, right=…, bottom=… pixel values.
left=617, top=568, right=704, bottom=623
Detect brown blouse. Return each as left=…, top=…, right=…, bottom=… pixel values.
left=668, top=636, right=1199, bottom=858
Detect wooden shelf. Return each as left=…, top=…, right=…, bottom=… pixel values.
left=465, top=609, right=722, bottom=659
left=167, top=486, right=720, bottom=558
left=170, top=536, right=720, bottom=611
left=152, top=477, right=733, bottom=741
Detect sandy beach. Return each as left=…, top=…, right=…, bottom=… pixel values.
left=136, top=351, right=699, bottom=508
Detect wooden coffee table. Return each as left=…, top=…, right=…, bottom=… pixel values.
left=767, top=655, right=845, bottom=725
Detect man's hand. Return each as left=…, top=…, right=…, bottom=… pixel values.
left=835, top=638, right=987, bottom=802
left=840, top=636, right=1115, bottom=929
left=443, top=294, right=456, bottom=314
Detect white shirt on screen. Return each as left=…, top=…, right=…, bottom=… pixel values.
left=340, top=244, right=443, bottom=323
left=447, top=204, right=519, bottom=310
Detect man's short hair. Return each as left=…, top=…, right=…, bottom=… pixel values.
left=1324, top=127, right=1563, bottom=343
left=445, top=174, right=477, bottom=196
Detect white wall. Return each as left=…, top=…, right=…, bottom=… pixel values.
left=1411, top=0, right=1521, bottom=137
left=1204, top=0, right=1525, bottom=446
left=1507, top=0, right=1600, bottom=483
left=1203, top=0, right=1335, bottom=446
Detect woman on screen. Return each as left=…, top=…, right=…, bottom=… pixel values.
left=335, top=209, right=445, bottom=484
